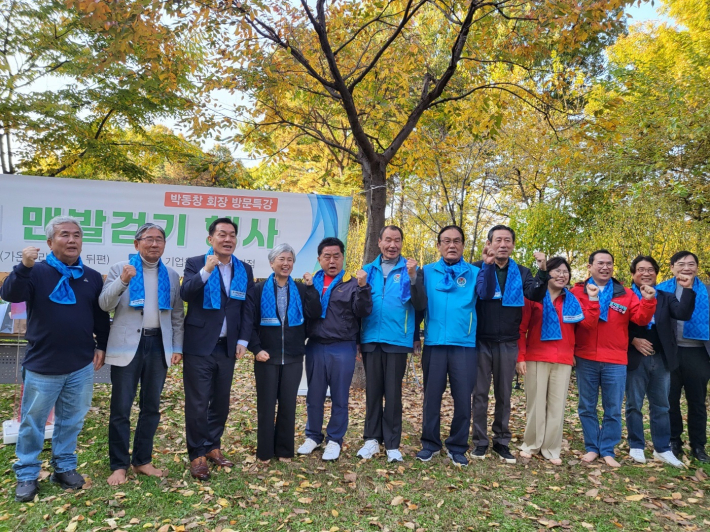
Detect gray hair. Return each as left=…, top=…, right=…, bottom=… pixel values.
left=45, top=216, right=83, bottom=240
left=268, top=243, right=296, bottom=264
left=135, top=223, right=166, bottom=240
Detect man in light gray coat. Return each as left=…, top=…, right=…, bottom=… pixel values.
left=99, top=223, right=184, bottom=485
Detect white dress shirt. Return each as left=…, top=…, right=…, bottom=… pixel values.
left=200, top=259, right=249, bottom=347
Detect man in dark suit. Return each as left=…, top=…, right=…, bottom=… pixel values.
left=180, top=218, right=255, bottom=480
left=625, top=255, right=695, bottom=468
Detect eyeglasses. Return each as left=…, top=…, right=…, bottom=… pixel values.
left=549, top=269, right=570, bottom=277
left=138, top=237, right=165, bottom=245
left=440, top=239, right=463, bottom=246
left=635, top=268, right=656, bottom=274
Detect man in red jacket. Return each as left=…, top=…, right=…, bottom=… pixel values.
left=571, top=249, right=656, bottom=467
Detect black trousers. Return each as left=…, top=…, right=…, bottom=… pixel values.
left=420, top=345, right=478, bottom=454
left=669, top=346, right=710, bottom=448
left=362, top=347, right=408, bottom=449
left=108, top=335, right=167, bottom=470
left=183, top=340, right=236, bottom=461
left=254, top=361, right=302, bottom=460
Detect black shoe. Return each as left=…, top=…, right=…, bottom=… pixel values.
left=470, top=445, right=488, bottom=459
left=447, top=451, right=469, bottom=467
left=415, top=449, right=440, bottom=462
left=492, top=443, right=517, bottom=464
left=670, top=440, right=684, bottom=460
left=15, top=480, right=39, bottom=502
left=691, top=446, right=710, bottom=463
left=50, top=470, right=85, bottom=490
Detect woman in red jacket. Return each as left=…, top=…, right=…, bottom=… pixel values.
left=517, top=256, right=600, bottom=465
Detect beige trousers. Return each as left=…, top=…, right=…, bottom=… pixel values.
left=520, top=361, right=572, bottom=460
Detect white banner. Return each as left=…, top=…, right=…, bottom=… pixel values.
left=0, top=175, right=353, bottom=277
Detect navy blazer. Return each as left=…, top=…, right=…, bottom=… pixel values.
left=628, top=287, right=696, bottom=372
left=180, top=255, right=255, bottom=357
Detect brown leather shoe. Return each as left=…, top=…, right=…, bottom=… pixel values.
left=189, top=457, right=210, bottom=481
left=206, top=448, right=234, bottom=467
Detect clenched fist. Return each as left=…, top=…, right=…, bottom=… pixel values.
left=586, top=284, right=599, bottom=299
left=677, top=273, right=694, bottom=288
left=22, top=247, right=40, bottom=268
left=640, top=284, right=656, bottom=300
left=204, top=255, right=221, bottom=273
left=482, top=245, right=495, bottom=266
left=255, top=350, right=270, bottom=362
left=533, top=251, right=547, bottom=271
left=406, top=258, right=418, bottom=281
left=120, top=264, right=137, bottom=284
left=356, top=269, right=368, bottom=287
left=303, top=271, right=313, bottom=286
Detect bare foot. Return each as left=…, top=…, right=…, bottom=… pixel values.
left=548, top=458, right=562, bottom=466
left=581, top=452, right=599, bottom=463
left=602, top=456, right=620, bottom=468
left=107, top=469, right=128, bottom=486
left=519, top=451, right=532, bottom=459
left=132, top=463, right=166, bottom=478
left=278, top=457, right=292, bottom=463
left=259, top=458, right=270, bottom=464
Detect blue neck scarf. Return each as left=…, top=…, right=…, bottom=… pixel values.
left=493, top=259, right=524, bottom=307
left=203, top=248, right=247, bottom=310
left=45, top=252, right=84, bottom=305
left=128, top=255, right=172, bottom=310
left=631, top=284, right=656, bottom=329
left=364, top=255, right=411, bottom=303
left=313, top=269, right=345, bottom=318
left=540, top=289, right=584, bottom=341
left=260, top=274, right=304, bottom=327
left=588, top=277, right=613, bottom=322
left=436, top=257, right=468, bottom=292
left=657, top=276, right=709, bottom=341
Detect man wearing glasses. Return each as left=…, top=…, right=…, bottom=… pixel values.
left=472, top=225, right=548, bottom=464
left=99, top=223, right=185, bottom=485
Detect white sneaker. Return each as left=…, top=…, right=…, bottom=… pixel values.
left=629, top=448, right=646, bottom=463
left=297, top=438, right=320, bottom=455
left=653, top=450, right=686, bottom=469
left=357, top=439, right=380, bottom=459
left=322, top=441, right=341, bottom=461
left=387, top=449, right=404, bottom=462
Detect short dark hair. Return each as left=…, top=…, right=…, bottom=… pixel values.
left=487, top=224, right=515, bottom=243
left=630, top=255, right=659, bottom=274
left=546, top=256, right=571, bottom=275
left=437, top=225, right=465, bottom=244
left=588, top=249, right=614, bottom=265
left=670, top=250, right=699, bottom=266
left=379, top=225, right=404, bottom=240
left=318, top=237, right=345, bottom=256
left=209, top=217, right=238, bottom=236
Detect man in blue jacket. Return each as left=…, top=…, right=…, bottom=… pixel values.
left=357, top=226, right=427, bottom=462
left=1, top=216, right=110, bottom=502
left=415, top=225, right=493, bottom=466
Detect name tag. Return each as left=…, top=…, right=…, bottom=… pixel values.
left=610, top=302, right=627, bottom=314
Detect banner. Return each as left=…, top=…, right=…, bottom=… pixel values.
left=0, top=175, right=353, bottom=278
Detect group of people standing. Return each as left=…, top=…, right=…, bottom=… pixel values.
left=2, top=216, right=708, bottom=505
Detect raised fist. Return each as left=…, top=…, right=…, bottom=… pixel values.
left=356, top=269, right=368, bottom=287
left=406, top=258, right=418, bottom=280
left=120, top=264, right=137, bottom=284
left=21, top=246, right=40, bottom=268
left=533, top=251, right=547, bottom=271
left=677, top=273, right=694, bottom=289
left=482, top=245, right=495, bottom=266
left=640, top=284, right=656, bottom=300
left=204, top=255, right=220, bottom=273
left=586, top=284, right=599, bottom=299
left=303, top=271, right=313, bottom=286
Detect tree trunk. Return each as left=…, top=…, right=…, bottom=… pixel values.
left=361, top=154, right=387, bottom=264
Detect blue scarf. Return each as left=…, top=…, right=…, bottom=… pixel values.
left=203, top=248, right=247, bottom=309
left=588, top=278, right=613, bottom=322
left=260, top=274, right=304, bottom=326
left=45, top=252, right=84, bottom=305
left=313, top=269, right=345, bottom=318
left=657, top=277, right=709, bottom=341
left=436, top=257, right=469, bottom=292
left=540, top=289, right=584, bottom=341
left=128, top=254, right=172, bottom=310
left=493, top=259, right=524, bottom=307
left=364, top=255, right=411, bottom=303
left=631, top=284, right=656, bottom=329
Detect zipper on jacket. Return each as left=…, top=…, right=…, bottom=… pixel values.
left=404, top=308, right=408, bottom=335
left=468, top=312, right=473, bottom=335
